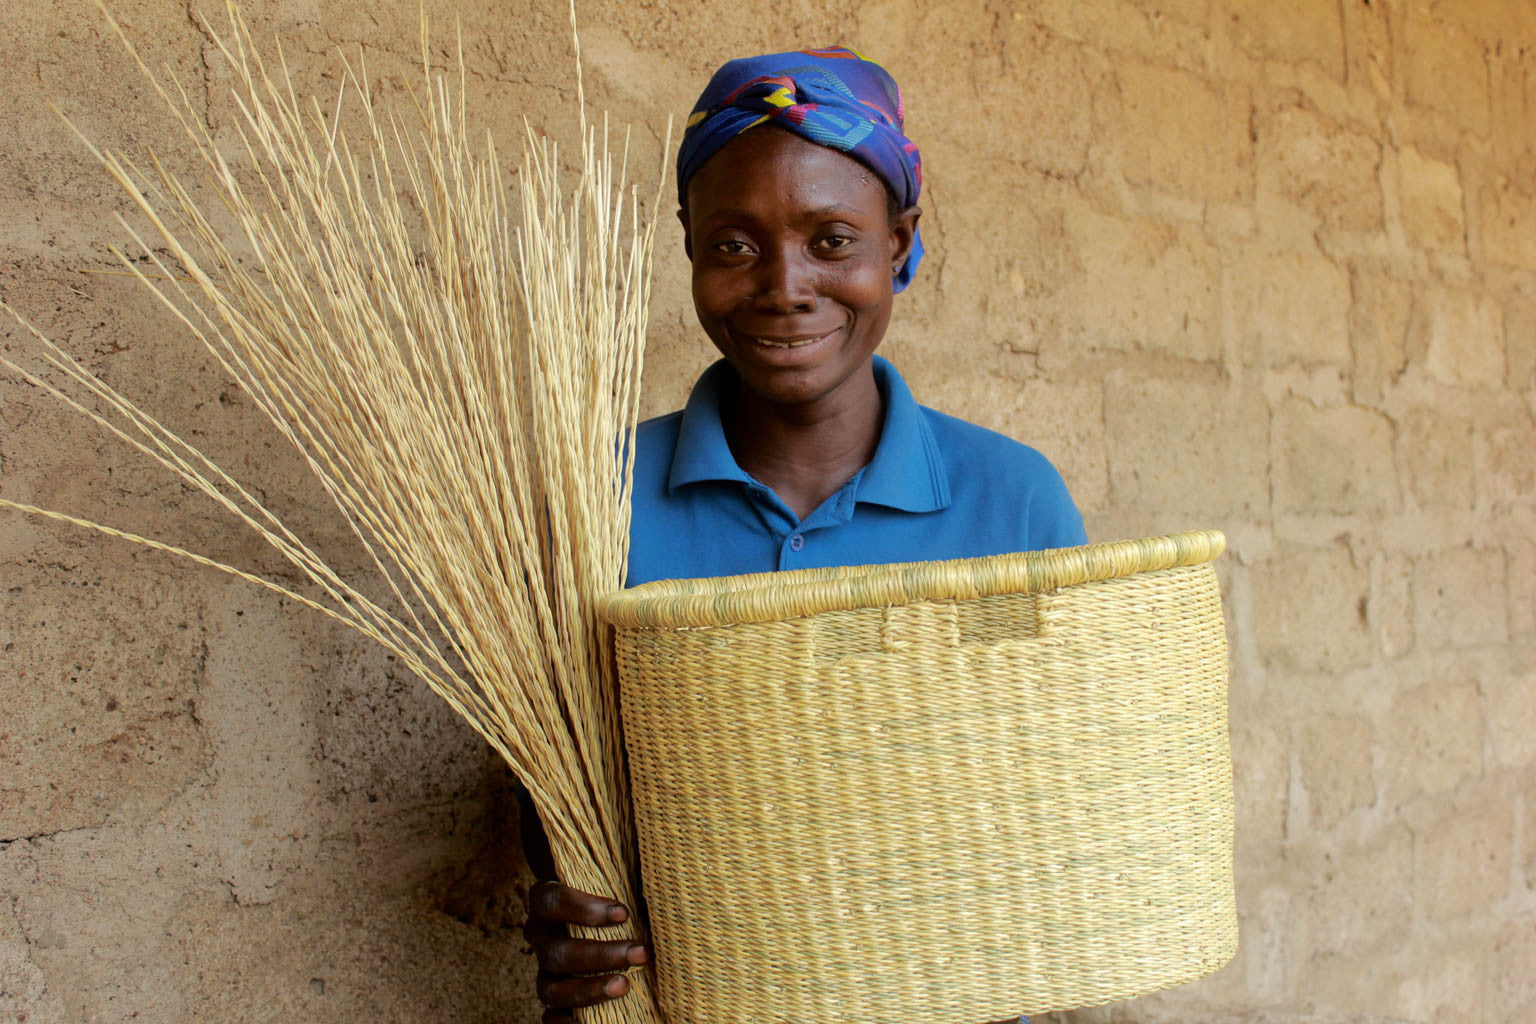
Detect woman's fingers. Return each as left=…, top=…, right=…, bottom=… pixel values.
left=536, top=968, right=632, bottom=1009
left=540, top=935, right=648, bottom=975
left=523, top=880, right=647, bottom=1015
left=527, top=879, right=631, bottom=927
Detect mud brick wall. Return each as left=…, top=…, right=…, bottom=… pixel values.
left=2, top=2, right=1532, bottom=1022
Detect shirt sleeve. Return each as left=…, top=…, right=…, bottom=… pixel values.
left=1025, top=457, right=1088, bottom=549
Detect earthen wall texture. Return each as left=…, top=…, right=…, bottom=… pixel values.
left=2, top=1, right=1532, bottom=1022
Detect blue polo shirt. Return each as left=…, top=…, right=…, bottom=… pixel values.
left=627, top=356, right=1086, bottom=586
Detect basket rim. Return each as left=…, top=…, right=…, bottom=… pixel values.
left=599, top=529, right=1226, bottom=629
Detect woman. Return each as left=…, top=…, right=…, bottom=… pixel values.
left=522, top=47, right=1085, bottom=1023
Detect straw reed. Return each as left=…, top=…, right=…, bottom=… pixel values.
left=1, top=4, right=667, bottom=1022
left=600, top=530, right=1237, bottom=1022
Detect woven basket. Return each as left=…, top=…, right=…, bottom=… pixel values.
left=598, top=530, right=1236, bottom=1023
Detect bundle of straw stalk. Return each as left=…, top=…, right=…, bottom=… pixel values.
left=0, top=4, right=667, bottom=1022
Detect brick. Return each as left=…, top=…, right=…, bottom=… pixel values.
left=1226, top=0, right=1346, bottom=80
left=1410, top=285, right=1506, bottom=390
left=1298, top=713, right=1375, bottom=830
left=1492, top=921, right=1536, bottom=1023
left=1527, top=782, right=1536, bottom=895
left=1027, top=0, right=1210, bottom=73
left=1274, top=399, right=1397, bottom=516
left=1420, top=796, right=1512, bottom=921
left=1413, top=547, right=1510, bottom=650
left=1477, top=176, right=1536, bottom=270
left=1373, top=553, right=1415, bottom=659
left=1490, top=37, right=1536, bottom=166
left=1508, top=294, right=1536, bottom=392
left=310, top=638, right=501, bottom=815
left=1306, top=947, right=1410, bottom=1021
left=1242, top=884, right=1295, bottom=1003
left=8, top=823, right=196, bottom=1019
left=1103, top=374, right=1269, bottom=522
left=1350, top=270, right=1413, bottom=405
left=1233, top=241, right=1351, bottom=367
left=1256, top=106, right=1382, bottom=233
left=1253, top=542, right=1372, bottom=673
left=0, top=886, right=67, bottom=1023
left=11, top=816, right=531, bottom=1024
left=194, top=595, right=324, bottom=908
left=1305, top=825, right=1412, bottom=956
left=1115, top=61, right=1253, bottom=202
left=1511, top=540, right=1536, bottom=644
left=1399, top=410, right=1475, bottom=512
left=918, top=13, right=1094, bottom=180
left=1403, top=9, right=1492, bottom=137
left=1397, top=145, right=1466, bottom=252
left=916, top=168, right=1060, bottom=361
left=1388, top=680, right=1484, bottom=799
left=988, top=18, right=1096, bottom=179
left=1053, top=201, right=1222, bottom=362
left=0, top=0, right=207, bottom=216
left=0, top=557, right=208, bottom=842
left=173, top=879, right=536, bottom=1024
left=1478, top=422, right=1536, bottom=509
left=1484, top=649, right=1536, bottom=768
left=1433, top=0, right=1536, bottom=45
left=1393, top=950, right=1485, bottom=1024
left=1231, top=721, right=1288, bottom=854
left=1342, top=0, right=1394, bottom=100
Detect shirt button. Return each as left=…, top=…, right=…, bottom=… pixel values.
left=789, top=534, right=805, bottom=552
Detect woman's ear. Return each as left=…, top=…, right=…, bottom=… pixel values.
left=890, top=205, right=920, bottom=276
left=677, top=207, right=693, bottom=262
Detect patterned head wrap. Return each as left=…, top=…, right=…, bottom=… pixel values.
left=677, top=46, right=925, bottom=292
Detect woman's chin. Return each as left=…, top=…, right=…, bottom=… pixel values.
left=725, top=347, right=880, bottom=411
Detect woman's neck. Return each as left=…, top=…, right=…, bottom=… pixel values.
left=724, top=362, right=885, bottom=522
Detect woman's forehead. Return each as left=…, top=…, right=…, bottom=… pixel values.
left=684, top=127, right=886, bottom=222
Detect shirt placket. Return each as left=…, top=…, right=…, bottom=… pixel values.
left=773, top=474, right=861, bottom=571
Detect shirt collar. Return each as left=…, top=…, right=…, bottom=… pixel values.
left=667, top=355, right=951, bottom=514
left=668, top=359, right=756, bottom=491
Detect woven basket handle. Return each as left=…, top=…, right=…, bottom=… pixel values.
left=600, top=530, right=1227, bottom=630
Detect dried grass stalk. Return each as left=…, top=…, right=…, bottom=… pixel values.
left=0, top=4, right=668, bottom=1021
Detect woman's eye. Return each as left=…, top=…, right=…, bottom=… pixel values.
left=817, top=234, right=854, bottom=252
left=713, top=239, right=752, bottom=256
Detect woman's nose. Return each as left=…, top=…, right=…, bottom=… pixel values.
left=752, top=246, right=816, bottom=313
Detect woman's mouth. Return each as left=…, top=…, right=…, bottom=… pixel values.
left=753, top=335, right=821, bottom=348
left=740, top=328, right=838, bottom=350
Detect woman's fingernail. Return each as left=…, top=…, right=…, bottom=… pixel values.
left=607, top=904, right=628, bottom=923
left=626, top=943, right=648, bottom=965
left=604, top=976, right=629, bottom=997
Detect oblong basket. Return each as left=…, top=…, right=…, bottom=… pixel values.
left=599, top=530, right=1237, bottom=1023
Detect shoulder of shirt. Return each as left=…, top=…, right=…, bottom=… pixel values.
left=917, top=403, right=1087, bottom=547
left=636, top=409, right=683, bottom=439
left=917, top=404, right=1068, bottom=483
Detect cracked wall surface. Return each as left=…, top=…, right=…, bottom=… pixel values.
left=2, top=1, right=1534, bottom=1022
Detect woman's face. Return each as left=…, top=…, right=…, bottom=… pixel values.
left=682, top=126, right=919, bottom=411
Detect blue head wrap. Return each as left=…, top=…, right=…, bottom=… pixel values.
left=676, top=46, right=925, bottom=292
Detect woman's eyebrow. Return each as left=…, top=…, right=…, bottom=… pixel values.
left=801, top=203, right=864, bottom=218
left=703, top=203, right=867, bottom=224
left=701, top=207, right=758, bottom=223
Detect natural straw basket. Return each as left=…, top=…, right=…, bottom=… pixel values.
left=598, top=530, right=1236, bottom=1023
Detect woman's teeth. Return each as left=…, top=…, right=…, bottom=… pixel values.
left=754, top=335, right=822, bottom=348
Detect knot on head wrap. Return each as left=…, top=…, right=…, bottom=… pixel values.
left=677, top=46, right=925, bottom=292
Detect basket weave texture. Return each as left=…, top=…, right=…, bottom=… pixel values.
left=599, top=531, right=1236, bottom=1022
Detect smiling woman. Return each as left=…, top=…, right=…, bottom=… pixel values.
left=520, top=47, right=1086, bottom=1024
left=682, top=127, right=917, bottom=518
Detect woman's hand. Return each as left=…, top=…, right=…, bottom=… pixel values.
left=523, top=879, right=649, bottom=1024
